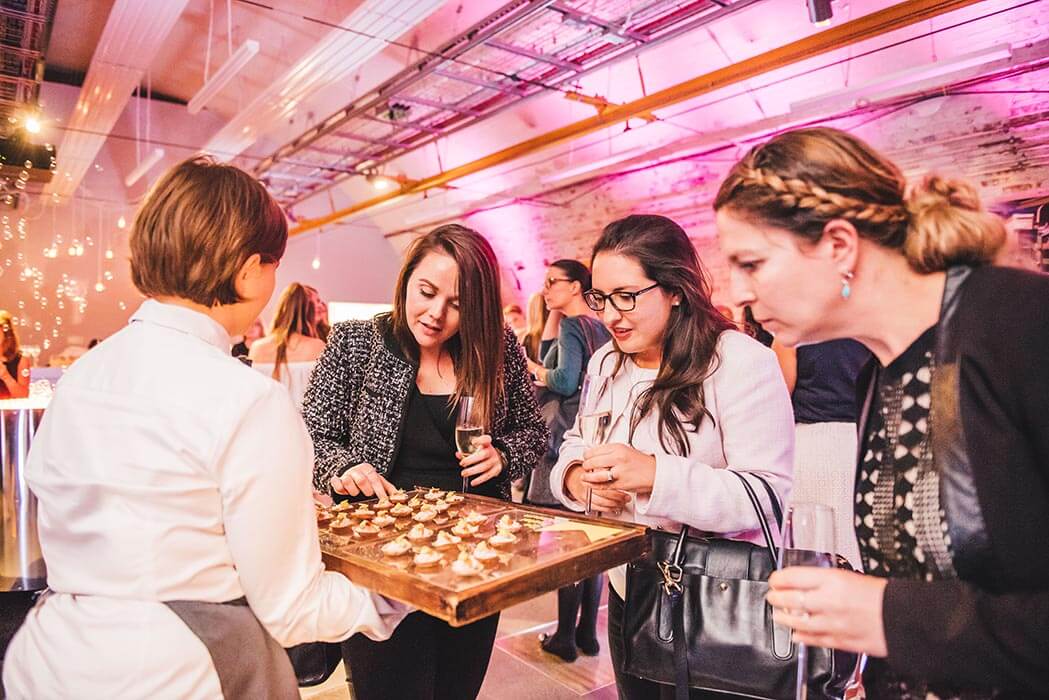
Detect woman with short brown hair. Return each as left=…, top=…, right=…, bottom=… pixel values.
left=4, top=156, right=408, bottom=698
left=303, top=223, right=548, bottom=700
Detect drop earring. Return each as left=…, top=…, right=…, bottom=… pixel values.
left=840, top=271, right=854, bottom=299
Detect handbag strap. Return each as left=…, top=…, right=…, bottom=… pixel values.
left=668, top=472, right=782, bottom=569
left=670, top=587, right=690, bottom=700
left=731, top=471, right=781, bottom=568
left=664, top=472, right=783, bottom=700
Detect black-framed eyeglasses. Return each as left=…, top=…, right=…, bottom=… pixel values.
left=543, top=277, right=573, bottom=290
left=583, top=282, right=660, bottom=312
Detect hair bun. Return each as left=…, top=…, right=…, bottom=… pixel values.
left=907, top=174, right=982, bottom=214
left=903, top=174, right=1004, bottom=273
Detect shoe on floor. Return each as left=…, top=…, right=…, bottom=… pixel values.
left=575, top=628, right=600, bottom=656
left=538, top=632, right=578, bottom=662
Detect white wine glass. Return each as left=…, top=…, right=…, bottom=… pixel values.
left=778, top=502, right=836, bottom=700
left=577, top=374, right=612, bottom=515
left=455, top=395, right=483, bottom=493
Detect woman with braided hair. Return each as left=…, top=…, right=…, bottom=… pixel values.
left=715, top=126, right=1049, bottom=697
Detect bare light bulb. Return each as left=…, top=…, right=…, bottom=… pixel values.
left=105, top=249, right=114, bottom=259
left=117, top=216, right=126, bottom=229
left=311, top=257, right=321, bottom=270
left=94, top=281, right=105, bottom=292
left=24, top=116, right=41, bottom=134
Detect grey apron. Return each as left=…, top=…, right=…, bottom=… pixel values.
left=165, top=597, right=299, bottom=700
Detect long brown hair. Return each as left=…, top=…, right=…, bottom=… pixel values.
left=593, top=215, right=735, bottom=456
left=390, top=224, right=505, bottom=428
left=713, top=127, right=1005, bottom=272
left=269, top=282, right=320, bottom=380
left=0, top=310, right=20, bottom=362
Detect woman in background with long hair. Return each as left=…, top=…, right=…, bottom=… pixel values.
left=250, top=282, right=326, bottom=407
left=0, top=310, right=29, bottom=399
left=522, top=290, right=550, bottom=363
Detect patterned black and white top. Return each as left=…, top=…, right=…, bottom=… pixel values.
left=856, top=326, right=995, bottom=700
left=301, top=314, right=548, bottom=500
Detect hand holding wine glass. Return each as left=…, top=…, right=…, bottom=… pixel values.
left=456, top=396, right=503, bottom=492
left=577, top=375, right=612, bottom=515
left=775, top=503, right=836, bottom=700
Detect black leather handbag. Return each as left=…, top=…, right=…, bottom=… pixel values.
left=622, top=472, right=856, bottom=700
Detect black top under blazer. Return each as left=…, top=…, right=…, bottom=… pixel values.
left=302, top=314, right=549, bottom=500
left=857, top=265, right=1049, bottom=695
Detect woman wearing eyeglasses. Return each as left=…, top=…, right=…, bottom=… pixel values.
left=549, top=214, right=794, bottom=698
left=525, top=260, right=611, bottom=662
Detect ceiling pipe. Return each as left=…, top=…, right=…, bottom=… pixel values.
left=289, top=0, right=984, bottom=237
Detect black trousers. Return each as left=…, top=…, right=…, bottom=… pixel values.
left=342, top=610, right=500, bottom=700
left=0, top=591, right=39, bottom=700
left=607, top=586, right=733, bottom=700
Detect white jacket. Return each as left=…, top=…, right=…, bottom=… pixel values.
left=550, top=330, right=795, bottom=596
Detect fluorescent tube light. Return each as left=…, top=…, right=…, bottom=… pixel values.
left=188, top=39, right=260, bottom=115
left=125, top=148, right=166, bottom=187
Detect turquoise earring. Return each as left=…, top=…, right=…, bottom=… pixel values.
left=840, top=271, right=854, bottom=299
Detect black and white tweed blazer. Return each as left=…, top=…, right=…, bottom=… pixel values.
left=302, top=314, right=548, bottom=499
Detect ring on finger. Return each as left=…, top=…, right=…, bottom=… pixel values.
left=607, top=467, right=615, bottom=483
left=797, top=591, right=812, bottom=618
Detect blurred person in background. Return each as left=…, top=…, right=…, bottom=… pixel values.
left=0, top=310, right=29, bottom=399
left=304, top=284, right=331, bottom=342
left=250, top=282, right=327, bottom=408
left=502, top=303, right=526, bottom=340
left=522, top=291, right=549, bottom=363
left=231, top=317, right=264, bottom=358
left=525, top=259, right=611, bottom=662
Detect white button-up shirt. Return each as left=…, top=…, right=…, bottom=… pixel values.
left=4, top=300, right=406, bottom=699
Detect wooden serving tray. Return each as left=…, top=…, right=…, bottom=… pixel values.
left=319, top=491, right=649, bottom=627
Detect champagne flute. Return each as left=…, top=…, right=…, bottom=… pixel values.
left=778, top=503, right=836, bottom=700
left=455, top=395, right=483, bottom=493
left=577, top=375, right=612, bottom=515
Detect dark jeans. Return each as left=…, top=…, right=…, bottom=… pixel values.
left=607, top=586, right=734, bottom=700
left=342, top=610, right=500, bottom=700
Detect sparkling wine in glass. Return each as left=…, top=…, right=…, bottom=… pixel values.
left=456, top=395, right=482, bottom=493
left=577, top=375, right=611, bottom=515
left=778, top=502, right=836, bottom=700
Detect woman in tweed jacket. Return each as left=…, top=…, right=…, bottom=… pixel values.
left=302, top=224, right=547, bottom=700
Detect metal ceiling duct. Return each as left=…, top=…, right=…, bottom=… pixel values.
left=201, top=0, right=446, bottom=163
left=287, top=0, right=988, bottom=236
left=45, top=0, right=191, bottom=198
left=256, top=0, right=764, bottom=206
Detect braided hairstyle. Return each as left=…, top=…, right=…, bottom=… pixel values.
left=713, top=127, right=1004, bottom=273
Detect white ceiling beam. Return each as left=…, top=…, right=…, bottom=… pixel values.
left=46, top=0, right=191, bottom=198
left=203, top=0, right=446, bottom=162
